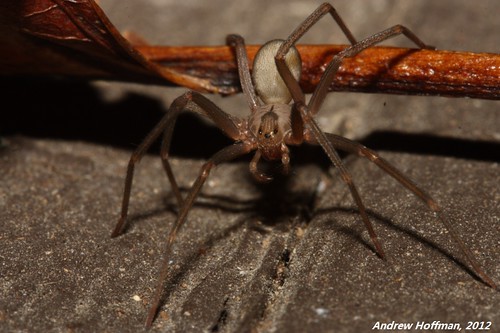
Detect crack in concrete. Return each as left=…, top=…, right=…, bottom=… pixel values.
left=252, top=177, right=323, bottom=331
left=210, top=297, right=229, bottom=332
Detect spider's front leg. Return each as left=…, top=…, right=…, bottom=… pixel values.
left=275, top=3, right=432, bottom=115
left=307, top=24, right=433, bottom=114
left=274, top=2, right=358, bottom=105
left=145, top=142, right=253, bottom=328
left=111, top=91, right=243, bottom=237
left=297, top=102, right=386, bottom=259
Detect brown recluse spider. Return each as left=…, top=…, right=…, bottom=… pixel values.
left=110, top=3, right=497, bottom=328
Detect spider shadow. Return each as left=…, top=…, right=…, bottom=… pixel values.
left=313, top=205, right=481, bottom=284
left=146, top=172, right=331, bottom=314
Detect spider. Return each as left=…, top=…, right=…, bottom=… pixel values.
left=110, top=3, right=497, bottom=327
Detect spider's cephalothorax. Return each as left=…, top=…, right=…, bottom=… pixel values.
left=251, top=105, right=290, bottom=159
left=247, top=40, right=301, bottom=179
left=111, top=3, right=497, bottom=328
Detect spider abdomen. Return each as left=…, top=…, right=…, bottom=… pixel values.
left=252, top=39, right=302, bottom=105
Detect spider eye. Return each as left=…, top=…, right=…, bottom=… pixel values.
left=273, top=128, right=278, bottom=134
left=258, top=129, right=263, bottom=135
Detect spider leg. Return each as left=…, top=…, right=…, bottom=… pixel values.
left=297, top=103, right=386, bottom=259
left=323, top=132, right=498, bottom=289
left=275, top=2, right=357, bottom=105
left=226, top=34, right=260, bottom=110
left=111, top=91, right=243, bottom=237
left=145, top=142, right=253, bottom=328
left=249, top=150, right=273, bottom=182
left=111, top=109, right=176, bottom=238
left=308, top=24, right=433, bottom=116
left=160, top=129, right=183, bottom=207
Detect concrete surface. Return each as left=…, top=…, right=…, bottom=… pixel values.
left=1, top=0, right=499, bottom=332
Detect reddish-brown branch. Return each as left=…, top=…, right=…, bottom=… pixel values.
left=137, top=45, right=500, bottom=99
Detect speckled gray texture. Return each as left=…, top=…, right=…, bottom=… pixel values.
left=1, top=1, right=499, bottom=332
